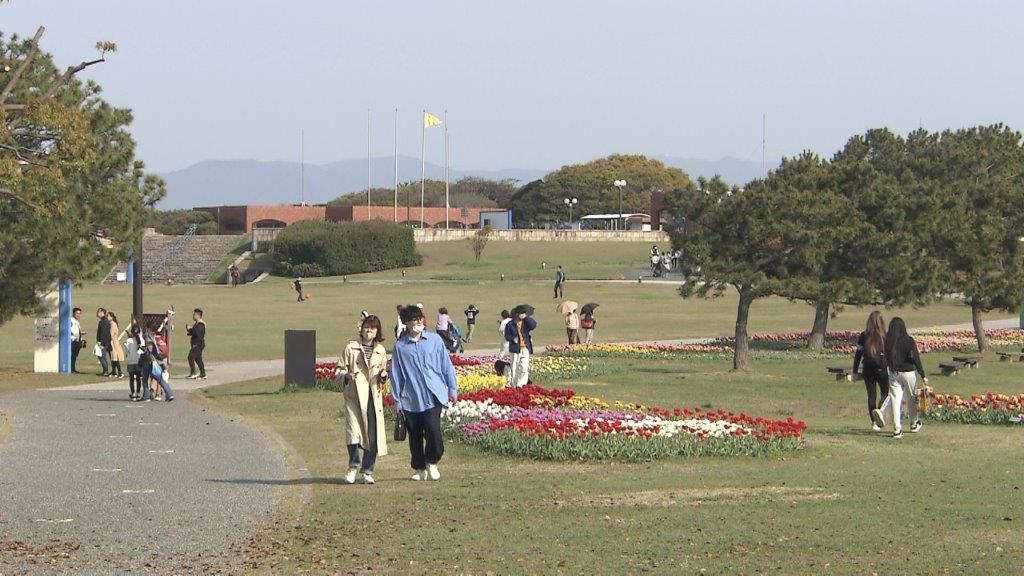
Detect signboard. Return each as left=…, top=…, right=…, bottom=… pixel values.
left=33, top=284, right=61, bottom=373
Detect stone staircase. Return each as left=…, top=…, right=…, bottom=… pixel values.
left=103, top=233, right=244, bottom=285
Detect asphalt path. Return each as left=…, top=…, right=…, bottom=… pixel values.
left=0, top=381, right=289, bottom=574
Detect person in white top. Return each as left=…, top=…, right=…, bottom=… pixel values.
left=70, top=307, right=84, bottom=373
left=497, top=309, right=512, bottom=359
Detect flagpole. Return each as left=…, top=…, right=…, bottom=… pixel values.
left=420, top=109, right=426, bottom=228
left=300, top=129, right=305, bottom=205
left=444, top=110, right=449, bottom=230
left=393, top=107, right=399, bottom=223
left=367, top=108, right=372, bottom=218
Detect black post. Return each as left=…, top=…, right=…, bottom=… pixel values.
left=132, top=241, right=143, bottom=320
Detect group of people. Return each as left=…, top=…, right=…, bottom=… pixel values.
left=561, top=305, right=597, bottom=345
left=650, top=245, right=680, bottom=277
left=338, top=301, right=541, bottom=485
left=853, top=312, right=929, bottom=438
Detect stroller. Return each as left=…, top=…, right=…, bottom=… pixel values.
left=439, top=323, right=465, bottom=353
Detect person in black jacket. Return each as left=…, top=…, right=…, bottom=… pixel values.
left=186, top=308, right=207, bottom=380
left=95, top=307, right=112, bottom=377
left=854, top=311, right=890, bottom=431
left=882, top=317, right=928, bottom=438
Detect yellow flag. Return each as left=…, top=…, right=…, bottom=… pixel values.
left=424, top=112, right=443, bottom=128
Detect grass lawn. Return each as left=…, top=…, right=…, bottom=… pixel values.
left=0, top=277, right=1008, bottom=374
left=200, top=352, right=1024, bottom=575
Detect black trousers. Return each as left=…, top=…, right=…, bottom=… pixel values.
left=404, top=405, right=444, bottom=470
left=188, top=344, right=206, bottom=376
left=863, top=365, right=890, bottom=419
left=554, top=282, right=563, bottom=298
left=71, top=340, right=83, bottom=372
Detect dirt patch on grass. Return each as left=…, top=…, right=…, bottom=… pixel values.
left=561, top=486, right=843, bottom=507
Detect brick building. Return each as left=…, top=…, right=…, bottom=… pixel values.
left=194, top=204, right=512, bottom=235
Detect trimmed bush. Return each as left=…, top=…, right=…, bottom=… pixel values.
left=272, top=220, right=422, bottom=277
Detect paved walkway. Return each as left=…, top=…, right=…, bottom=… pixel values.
left=0, top=367, right=294, bottom=574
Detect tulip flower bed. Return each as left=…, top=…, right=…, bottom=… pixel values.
left=443, top=384, right=807, bottom=461
left=548, top=329, right=1024, bottom=360
left=924, top=391, right=1024, bottom=425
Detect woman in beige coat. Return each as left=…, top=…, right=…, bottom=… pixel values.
left=108, top=312, right=126, bottom=378
left=337, top=315, right=389, bottom=485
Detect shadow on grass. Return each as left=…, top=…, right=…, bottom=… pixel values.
left=207, top=477, right=345, bottom=486
left=813, top=426, right=890, bottom=438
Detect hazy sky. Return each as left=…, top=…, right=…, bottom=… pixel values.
left=4, top=1, right=1023, bottom=173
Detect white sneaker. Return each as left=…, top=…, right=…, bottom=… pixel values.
left=427, top=464, right=440, bottom=481
left=870, top=409, right=885, bottom=428
left=343, top=467, right=358, bottom=484
left=871, top=423, right=882, bottom=432
left=411, top=470, right=426, bottom=481
left=910, top=420, right=923, bottom=433
left=187, top=374, right=199, bottom=380
left=362, top=472, right=375, bottom=485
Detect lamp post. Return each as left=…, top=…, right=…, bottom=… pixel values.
left=613, top=180, right=627, bottom=230
left=563, top=197, right=578, bottom=228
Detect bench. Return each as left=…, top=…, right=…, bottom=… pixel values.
left=996, top=351, right=1024, bottom=362
left=939, top=361, right=966, bottom=376
left=826, top=366, right=858, bottom=382
left=951, top=355, right=982, bottom=368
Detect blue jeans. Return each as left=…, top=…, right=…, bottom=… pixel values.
left=143, top=364, right=174, bottom=400
left=347, top=444, right=377, bottom=473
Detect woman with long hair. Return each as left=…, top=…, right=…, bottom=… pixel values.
left=854, top=311, right=890, bottom=431
left=337, top=315, right=390, bottom=484
left=883, top=317, right=928, bottom=438
left=107, top=312, right=125, bottom=378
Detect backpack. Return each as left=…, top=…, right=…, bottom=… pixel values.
left=153, top=334, right=169, bottom=359
left=581, top=317, right=595, bottom=329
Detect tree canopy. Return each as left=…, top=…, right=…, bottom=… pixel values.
left=0, top=27, right=163, bottom=324
left=508, top=154, right=697, bottom=225
left=327, top=177, right=516, bottom=210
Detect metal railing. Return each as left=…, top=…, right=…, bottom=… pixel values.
left=145, top=224, right=198, bottom=282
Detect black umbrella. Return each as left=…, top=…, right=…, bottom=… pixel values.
left=581, top=302, right=600, bottom=315
left=512, top=303, right=535, bottom=316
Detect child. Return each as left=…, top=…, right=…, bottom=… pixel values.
left=125, top=336, right=142, bottom=401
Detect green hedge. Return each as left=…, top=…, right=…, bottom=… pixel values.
left=272, top=220, right=422, bottom=277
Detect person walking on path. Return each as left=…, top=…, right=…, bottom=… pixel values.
left=389, top=305, right=458, bottom=482
left=463, top=305, right=479, bottom=343
left=125, top=334, right=142, bottom=400
left=229, top=264, right=240, bottom=287
left=294, top=277, right=305, bottom=302
left=186, top=309, right=207, bottom=380
left=96, top=308, right=112, bottom=377
left=581, top=310, right=597, bottom=344
left=565, top=307, right=580, bottom=344
left=854, top=311, right=890, bottom=431
left=504, top=305, right=536, bottom=387
left=498, top=310, right=512, bottom=359
left=337, top=315, right=390, bottom=485
left=70, top=307, right=85, bottom=373
left=436, top=307, right=451, bottom=333
left=553, top=265, right=566, bottom=298
left=881, top=317, right=928, bottom=438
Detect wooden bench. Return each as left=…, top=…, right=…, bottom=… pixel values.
left=996, top=351, right=1024, bottom=362
left=826, top=366, right=857, bottom=382
left=951, top=355, right=982, bottom=368
left=940, top=361, right=966, bottom=376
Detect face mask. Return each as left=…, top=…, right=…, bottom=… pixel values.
left=411, top=323, right=425, bottom=334
left=518, top=314, right=527, bottom=320
left=362, top=329, right=377, bottom=340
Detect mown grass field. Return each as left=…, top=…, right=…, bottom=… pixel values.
left=0, top=241, right=1008, bottom=373
left=200, top=352, right=1024, bottom=575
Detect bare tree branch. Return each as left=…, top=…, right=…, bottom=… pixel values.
left=40, top=57, right=106, bottom=101
left=0, top=187, right=42, bottom=210
left=0, top=26, right=45, bottom=107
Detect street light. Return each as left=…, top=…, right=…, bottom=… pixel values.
left=613, top=180, right=627, bottom=230
left=563, top=197, right=578, bottom=228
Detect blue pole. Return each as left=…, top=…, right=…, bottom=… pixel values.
left=58, top=280, right=72, bottom=373
left=127, top=260, right=134, bottom=284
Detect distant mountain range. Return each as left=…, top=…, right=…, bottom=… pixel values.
left=156, top=155, right=766, bottom=209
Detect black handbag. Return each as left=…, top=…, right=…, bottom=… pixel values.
left=393, top=411, right=407, bottom=441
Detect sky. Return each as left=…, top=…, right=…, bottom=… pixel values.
left=4, top=0, right=1023, bottom=173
